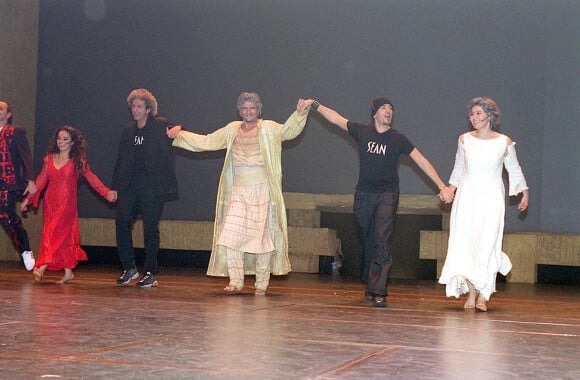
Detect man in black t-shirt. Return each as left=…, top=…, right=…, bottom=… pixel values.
left=309, top=97, right=453, bottom=307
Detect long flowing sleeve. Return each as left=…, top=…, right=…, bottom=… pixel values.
left=31, top=156, right=50, bottom=208
left=172, top=124, right=231, bottom=152
left=280, top=109, right=309, bottom=141
left=448, top=137, right=465, bottom=187
left=82, top=162, right=111, bottom=198
left=504, top=142, right=528, bottom=195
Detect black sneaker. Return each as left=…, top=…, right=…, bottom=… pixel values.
left=136, top=272, right=158, bottom=288
left=364, top=291, right=374, bottom=301
left=373, top=296, right=387, bottom=308
left=117, top=268, right=139, bottom=285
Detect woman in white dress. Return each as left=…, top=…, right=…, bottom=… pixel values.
left=439, top=97, right=529, bottom=311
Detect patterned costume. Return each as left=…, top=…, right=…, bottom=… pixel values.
left=0, top=125, right=34, bottom=255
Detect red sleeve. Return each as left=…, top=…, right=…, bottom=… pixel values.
left=31, top=156, right=50, bottom=208
left=82, top=161, right=110, bottom=198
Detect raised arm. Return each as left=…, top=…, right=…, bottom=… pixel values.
left=279, top=99, right=312, bottom=141
left=306, top=99, right=349, bottom=131
left=172, top=125, right=230, bottom=152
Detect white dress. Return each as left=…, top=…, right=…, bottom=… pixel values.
left=439, top=132, right=528, bottom=301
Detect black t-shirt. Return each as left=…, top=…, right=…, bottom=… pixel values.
left=130, top=123, right=150, bottom=185
left=347, top=121, right=415, bottom=193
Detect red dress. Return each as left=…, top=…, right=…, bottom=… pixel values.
left=31, top=155, right=110, bottom=270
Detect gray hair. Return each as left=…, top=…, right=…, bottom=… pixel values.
left=236, top=92, right=262, bottom=114
left=127, top=88, right=158, bottom=117
left=468, top=97, right=501, bottom=130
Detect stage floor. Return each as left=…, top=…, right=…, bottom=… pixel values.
left=1, top=262, right=578, bottom=379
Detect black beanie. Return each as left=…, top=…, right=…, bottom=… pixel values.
left=371, top=97, right=393, bottom=117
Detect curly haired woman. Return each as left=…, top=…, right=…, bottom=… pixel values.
left=22, top=126, right=116, bottom=283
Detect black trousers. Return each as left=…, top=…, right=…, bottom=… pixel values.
left=0, top=189, right=30, bottom=254
left=115, top=181, right=164, bottom=275
left=353, top=190, right=399, bottom=297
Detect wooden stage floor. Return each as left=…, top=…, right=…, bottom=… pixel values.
left=1, top=262, right=578, bottom=379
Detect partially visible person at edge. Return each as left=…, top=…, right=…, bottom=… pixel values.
left=438, top=97, right=529, bottom=312
left=112, top=88, right=182, bottom=288
left=167, top=92, right=312, bottom=296
left=0, top=99, right=37, bottom=271
left=21, top=126, right=116, bottom=283
left=307, top=97, right=454, bottom=308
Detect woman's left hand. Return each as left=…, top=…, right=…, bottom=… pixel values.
left=438, top=186, right=454, bottom=204
left=518, top=190, right=529, bottom=211
left=106, top=190, right=118, bottom=203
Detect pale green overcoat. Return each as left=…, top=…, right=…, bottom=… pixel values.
left=172, top=109, right=309, bottom=276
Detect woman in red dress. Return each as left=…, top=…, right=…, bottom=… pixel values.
left=21, top=126, right=116, bottom=283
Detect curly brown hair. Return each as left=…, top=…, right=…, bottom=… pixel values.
left=47, top=126, right=88, bottom=172
left=127, top=88, right=158, bottom=117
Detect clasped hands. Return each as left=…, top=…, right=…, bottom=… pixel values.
left=166, top=125, right=182, bottom=139
left=106, top=190, right=118, bottom=203
left=438, top=186, right=455, bottom=204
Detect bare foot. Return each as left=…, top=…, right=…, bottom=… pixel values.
left=56, top=269, right=74, bottom=284
left=476, top=293, right=487, bottom=312
left=464, top=280, right=476, bottom=309
left=33, top=265, right=47, bottom=282
left=33, top=267, right=43, bottom=282
left=255, top=289, right=266, bottom=296
left=224, top=284, right=243, bottom=293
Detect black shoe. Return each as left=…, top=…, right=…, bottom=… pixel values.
left=117, top=268, right=139, bottom=285
left=136, top=272, right=158, bottom=288
left=373, top=296, right=387, bottom=308
left=365, top=291, right=375, bottom=301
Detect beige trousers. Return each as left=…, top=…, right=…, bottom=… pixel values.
left=226, top=248, right=272, bottom=292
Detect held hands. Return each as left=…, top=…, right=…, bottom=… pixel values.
left=166, top=125, right=182, bottom=139
left=23, top=180, right=37, bottom=196
left=518, top=190, right=529, bottom=211
left=438, top=186, right=455, bottom=204
left=297, top=98, right=315, bottom=112
left=106, top=190, right=118, bottom=203
left=20, top=197, right=30, bottom=212
left=21, top=181, right=37, bottom=211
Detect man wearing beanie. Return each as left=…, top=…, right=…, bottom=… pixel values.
left=308, top=97, right=453, bottom=308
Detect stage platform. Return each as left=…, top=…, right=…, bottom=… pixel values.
left=1, top=262, right=578, bottom=379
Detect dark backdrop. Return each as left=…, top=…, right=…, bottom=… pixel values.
left=34, top=0, right=579, bottom=233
